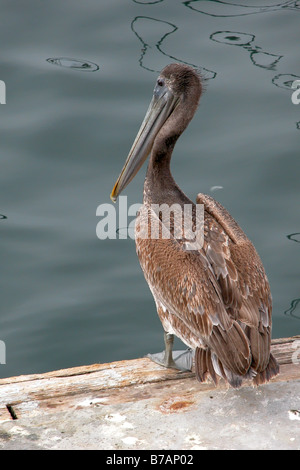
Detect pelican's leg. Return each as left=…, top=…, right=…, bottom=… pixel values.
left=147, top=331, right=194, bottom=371
left=164, top=332, right=176, bottom=367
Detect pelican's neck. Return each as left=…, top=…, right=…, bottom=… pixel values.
left=144, top=151, right=181, bottom=205
left=144, top=145, right=197, bottom=210
left=143, top=100, right=195, bottom=206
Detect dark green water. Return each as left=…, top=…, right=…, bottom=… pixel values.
left=0, top=0, right=299, bottom=378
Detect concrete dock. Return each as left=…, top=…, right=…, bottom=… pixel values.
left=0, top=336, right=299, bottom=450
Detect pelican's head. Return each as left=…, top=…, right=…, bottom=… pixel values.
left=110, top=63, right=202, bottom=202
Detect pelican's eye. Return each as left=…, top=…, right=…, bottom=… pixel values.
left=157, top=78, right=165, bottom=87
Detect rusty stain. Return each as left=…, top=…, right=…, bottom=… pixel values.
left=46, top=403, right=59, bottom=409
left=158, top=396, right=195, bottom=414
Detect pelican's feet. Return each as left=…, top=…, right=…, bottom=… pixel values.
left=147, top=348, right=194, bottom=371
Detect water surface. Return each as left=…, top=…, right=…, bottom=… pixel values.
left=0, top=0, right=299, bottom=378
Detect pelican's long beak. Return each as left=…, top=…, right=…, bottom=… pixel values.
left=110, top=82, right=178, bottom=202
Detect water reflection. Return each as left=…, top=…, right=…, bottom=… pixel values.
left=210, top=31, right=282, bottom=70
left=209, top=29, right=299, bottom=127
left=211, top=31, right=254, bottom=46
left=287, top=233, right=300, bottom=243
left=0, top=214, right=7, bottom=220
left=131, top=16, right=216, bottom=78
left=46, top=57, right=99, bottom=72
left=184, top=0, right=300, bottom=17
left=183, top=1, right=299, bottom=106
left=272, top=73, right=300, bottom=89
left=284, top=298, right=300, bottom=319
left=133, top=0, right=164, bottom=3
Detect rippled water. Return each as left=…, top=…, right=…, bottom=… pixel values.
left=0, top=0, right=299, bottom=378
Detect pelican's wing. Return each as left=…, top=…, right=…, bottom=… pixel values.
left=135, top=204, right=252, bottom=386
left=196, top=193, right=275, bottom=379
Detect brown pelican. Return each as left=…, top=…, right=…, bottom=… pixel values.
left=111, top=63, right=279, bottom=388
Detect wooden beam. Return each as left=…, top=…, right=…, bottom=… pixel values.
left=0, top=335, right=299, bottom=422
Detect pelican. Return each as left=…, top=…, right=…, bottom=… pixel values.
left=111, top=63, right=279, bottom=388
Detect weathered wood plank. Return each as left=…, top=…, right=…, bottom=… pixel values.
left=0, top=336, right=299, bottom=423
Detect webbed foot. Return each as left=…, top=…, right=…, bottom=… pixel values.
left=147, top=348, right=194, bottom=371
left=147, top=332, right=194, bottom=371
